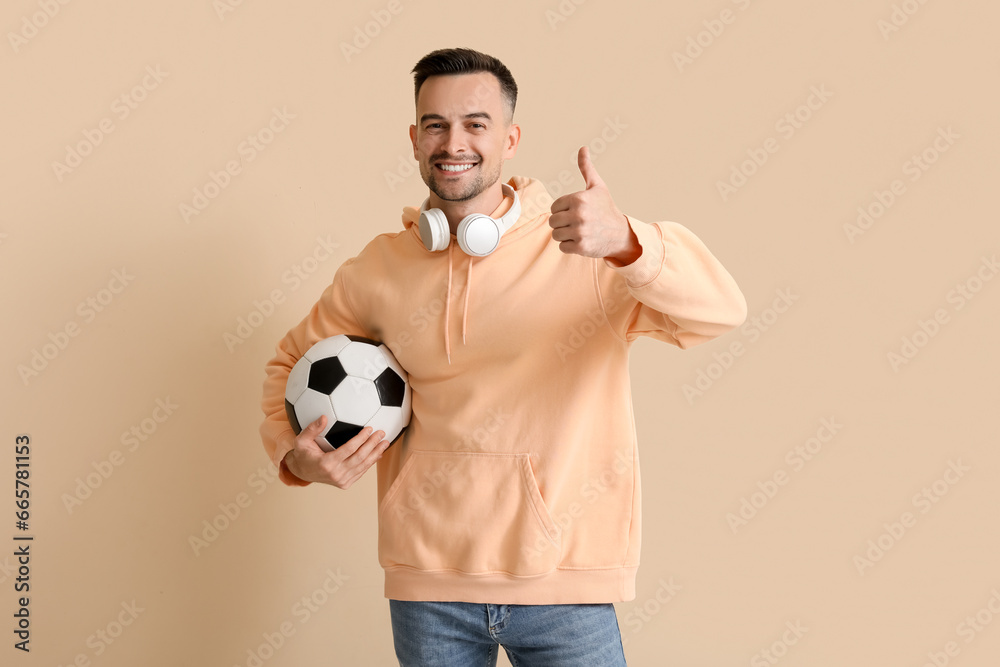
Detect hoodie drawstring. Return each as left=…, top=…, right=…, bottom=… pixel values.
left=443, top=241, right=475, bottom=366
left=445, top=242, right=453, bottom=365
left=462, top=256, right=473, bottom=345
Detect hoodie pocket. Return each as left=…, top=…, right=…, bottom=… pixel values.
left=378, top=451, right=562, bottom=576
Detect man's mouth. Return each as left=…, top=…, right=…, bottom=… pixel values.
left=435, top=161, right=478, bottom=174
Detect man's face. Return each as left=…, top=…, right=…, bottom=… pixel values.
left=409, top=72, right=519, bottom=203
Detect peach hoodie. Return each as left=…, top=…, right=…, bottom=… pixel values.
left=259, top=175, right=747, bottom=604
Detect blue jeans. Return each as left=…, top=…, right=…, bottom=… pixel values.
left=389, top=600, right=628, bottom=666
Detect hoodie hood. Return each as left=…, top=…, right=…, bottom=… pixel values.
left=400, top=176, right=554, bottom=365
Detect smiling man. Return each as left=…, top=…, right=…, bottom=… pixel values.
left=259, top=47, right=747, bottom=666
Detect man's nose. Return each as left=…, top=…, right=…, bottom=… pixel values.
left=441, top=129, right=470, bottom=157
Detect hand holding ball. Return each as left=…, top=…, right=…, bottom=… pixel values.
left=284, top=334, right=412, bottom=451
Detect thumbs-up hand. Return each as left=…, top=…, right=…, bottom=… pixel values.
left=549, top=146, right=641, bottom=265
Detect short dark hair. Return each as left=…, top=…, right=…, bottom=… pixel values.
left=411, top=48, right=517, bottom=124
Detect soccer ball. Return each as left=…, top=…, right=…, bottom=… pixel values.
left=284, top=334, right=411, bottom=451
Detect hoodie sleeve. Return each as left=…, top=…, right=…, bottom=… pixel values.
left=598, top=215, right=747, bottom=348
left=259, top=257, right=370, bottom=486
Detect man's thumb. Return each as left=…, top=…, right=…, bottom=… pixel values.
left=308, top=414, right=327, bottom=432
left=578, top=145, right=604, bottom=190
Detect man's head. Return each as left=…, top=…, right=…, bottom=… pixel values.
left=409, top=48, right=520, bottom=206
left=412, top=48, right=517, bottom=124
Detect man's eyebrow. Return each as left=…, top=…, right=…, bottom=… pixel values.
left=419, top=112, right=493, bottom=124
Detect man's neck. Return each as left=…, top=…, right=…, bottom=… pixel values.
left=429, top=183, right=505, bottom=235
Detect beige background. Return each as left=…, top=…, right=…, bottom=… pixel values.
left=3, top=0, right=998, bottom=665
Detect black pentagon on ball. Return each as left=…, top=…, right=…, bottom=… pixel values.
left=374, top=367, right=406, bottom=408
left=325, top=420, right=365, bottom=449
left=308, top=356, right=347, bottom=395
left=284, top=398, right=303, bottom=435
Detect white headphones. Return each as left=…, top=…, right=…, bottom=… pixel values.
left=418, top=182, right=522, bottom=257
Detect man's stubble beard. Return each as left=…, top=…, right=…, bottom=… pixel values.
left=423, top=158, right=504, bottom=203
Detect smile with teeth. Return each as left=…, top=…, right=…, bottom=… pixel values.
left=436, top=162, right=477, bottom=172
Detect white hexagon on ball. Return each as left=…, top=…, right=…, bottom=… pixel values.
left=339, top=340, right=389, bottom=380
left=371, top=405, right=406, bottom=442
left=303, top=335, right=351, bottom=363
left=285, top=356, right=311, bottom=403
left=331, top=376, right=381, bottom=425
left=291, top=389, right=336, bottom=434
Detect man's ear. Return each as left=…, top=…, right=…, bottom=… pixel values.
left=409, top=124, right=418, bottom=160
left=504, top=123, right=521, bottom=159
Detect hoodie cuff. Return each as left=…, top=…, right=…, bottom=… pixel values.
left=279, top=456, right=311, bottom=487
left=273, top=432, right=311, bottom=487
left=603, top=215, right=663, bottom=288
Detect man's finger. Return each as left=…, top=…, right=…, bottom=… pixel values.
left=578, top=145, right=604, bottom=190
left=549, top=193, right=573, bottom=215
left=307, top=414, right=327, bottom=432
left=548, top=210, right=572, bottom=229
left=330, top=425, right=378, bottom=459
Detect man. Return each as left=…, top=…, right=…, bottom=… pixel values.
left=259, top=47, right=747, bottom=666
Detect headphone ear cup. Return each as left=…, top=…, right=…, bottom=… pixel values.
left=419, top=208, right=450, bottom=252
left=457, top=214, right=501, bottom=257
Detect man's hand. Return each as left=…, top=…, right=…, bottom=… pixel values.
left=549, top=146, right=641, bottom=266
left=282, top=415, right=390, bottom=489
